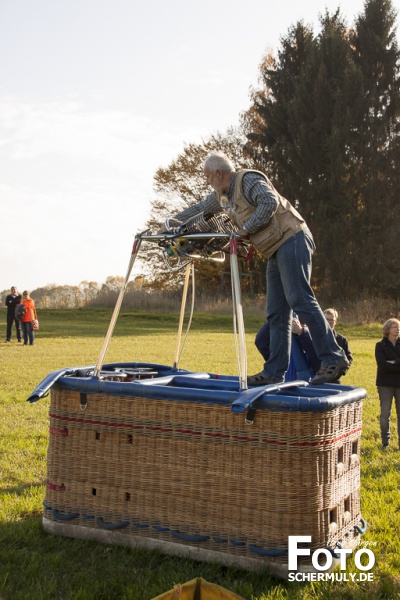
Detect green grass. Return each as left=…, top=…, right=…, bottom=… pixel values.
left=1, top=309, right=399, bottom=599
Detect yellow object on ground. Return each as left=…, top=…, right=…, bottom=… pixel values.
left=151, top=577, right=247, bottom=600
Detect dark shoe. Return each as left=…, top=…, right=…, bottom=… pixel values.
left=18, top=339, right=22, bottom=343
left=381, top=444, right=389, bottom=451
left=5, top=339, right=11, bottom=342
left=311, top=360, right=349, bottom=385
left=247, top=371, right=283, bottom=386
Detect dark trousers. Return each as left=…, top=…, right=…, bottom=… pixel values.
left=6, top=314, right=22, bottom=341
left=378, top=386, right=400, bottom=446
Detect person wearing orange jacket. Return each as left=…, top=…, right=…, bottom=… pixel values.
left=21, top=291, right=38, bottom=346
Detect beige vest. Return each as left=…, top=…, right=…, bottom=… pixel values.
left=218, top=170, right=305, bottom=259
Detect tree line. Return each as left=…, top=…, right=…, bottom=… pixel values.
left=0, top=275, right=239, bottom=312
left=1, top=279, right=124, bottom=310
left=144, top=0, right=400, bottom=302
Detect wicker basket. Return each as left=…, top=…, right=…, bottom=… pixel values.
left=40, top=367, right=366, bottom=579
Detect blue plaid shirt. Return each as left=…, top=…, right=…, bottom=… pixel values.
left=175, top=171, right=278, bottom=234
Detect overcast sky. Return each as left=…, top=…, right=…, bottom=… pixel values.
left=1, top=0, right=397, bottom=293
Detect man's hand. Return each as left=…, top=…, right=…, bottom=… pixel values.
left=291, top=317, right=304, bottom=335
left=235, top=228, right=249, bottom=239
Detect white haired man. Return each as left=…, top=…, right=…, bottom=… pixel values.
left=159, top=151, right=349, bottom=386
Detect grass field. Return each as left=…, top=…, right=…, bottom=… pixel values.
left=1, top=309, right=399, bottom=600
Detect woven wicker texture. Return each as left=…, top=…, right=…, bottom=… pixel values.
left=44, top=388, right=363, bottom=564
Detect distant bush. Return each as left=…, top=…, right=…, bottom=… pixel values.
left=2, top=282, right=398, bottom=324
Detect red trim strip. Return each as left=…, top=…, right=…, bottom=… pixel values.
left=46, top=480, right=65, bottom=491
left=49, top=426, right=69, bottom=436
left=49, top=413, right=361, bottom=447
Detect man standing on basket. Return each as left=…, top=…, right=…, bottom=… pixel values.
left=159, top=151, right=349, bottom=386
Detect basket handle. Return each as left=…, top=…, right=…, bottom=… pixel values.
left=354, top=518, right=367, bottom=534
left=171, top=530, right=210, bottom=542
left=248, top=544, right=288, bottom=557
left=95, top=517, right=129, bottom=530
left=52, top=509, right=79, bottom=521
left=231, top=380, right=309, bottom=414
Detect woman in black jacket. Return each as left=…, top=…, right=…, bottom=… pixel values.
left=375, top=318, right=400, bottom=450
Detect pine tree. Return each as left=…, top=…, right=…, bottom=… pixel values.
left=243, top=14, right=365, bottom=296
left=350, top=0, right=400, bottom=294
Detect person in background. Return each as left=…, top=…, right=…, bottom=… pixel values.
left=21, top=291, right=38, bottom=346
left=375, top=318, right=400, bottom=451
left=255, top=315, right=320, bottom=381
left=256, top=309, right=352, bottom=384
left=324, top=308, right=353, bottom=375
left=5, top=286, right=22, bottom=342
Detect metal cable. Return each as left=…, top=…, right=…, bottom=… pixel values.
left=173, top=262, right=195, bottom=369
left=230, top=237, right=248, bottom=390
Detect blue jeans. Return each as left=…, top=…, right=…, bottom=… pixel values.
left=22, top=321, right=34, bottom=345
left=377, top=386, right=400, bottom=446
left=263, top=230, right=346, bottom=379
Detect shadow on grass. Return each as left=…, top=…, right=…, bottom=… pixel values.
left=1, top=510, right=399, bottom=599
left=0, top=515, right=282, bottom=600
left=0, top=482, right=45, bottom=496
